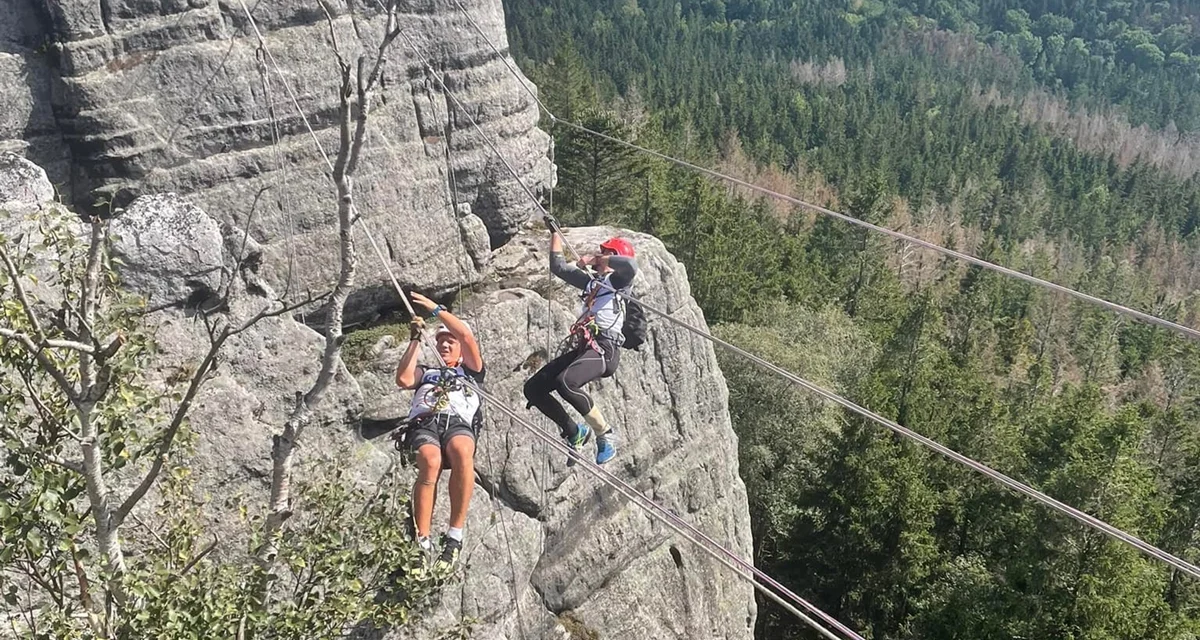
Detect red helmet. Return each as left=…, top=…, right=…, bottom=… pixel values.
left=599, top=236, right=635, bottom=258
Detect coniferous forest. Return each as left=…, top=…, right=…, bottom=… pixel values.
left=504, top=0, right=1200, bottom=637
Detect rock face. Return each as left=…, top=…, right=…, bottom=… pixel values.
left=0, top=153, right=55, bottom=213
left=2, top=5, right=758, bottom=632
left=0, top=0, right=553, bottom=314
left=357, top=227, right=757, bottom=639
left=0, top=6, right=71, bottom=184
left=111, top=191, right=385, bottom=552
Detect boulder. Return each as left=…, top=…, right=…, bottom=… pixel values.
left=0, top=152, right=54, bottom=213
left=110, top=193, right=226, bottom=307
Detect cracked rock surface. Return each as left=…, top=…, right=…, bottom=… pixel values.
left=3, top=1, right=756, bottom=627
left=0, top=0, right=552, bottom=321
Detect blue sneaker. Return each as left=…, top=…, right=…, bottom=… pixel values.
left=565, top=423, right=592, bottom=467
left=595, top=430, right=617, bottom=464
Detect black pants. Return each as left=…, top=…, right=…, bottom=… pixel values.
left=523, top=339, right=620, bottom=438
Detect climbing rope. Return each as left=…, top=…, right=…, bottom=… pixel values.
left=450, top=0, right=1200, bottom=343
left=255, top=45, right=298, bottom=292
left=479, top=414, right=530, bottom=640
left=449, top=4, right=1200, bottom=581
left=540, top=126, right=555, bottom=572
left=390, top=25, right=861, bottom=640
left=238, top=3, right=857, bottom=636
left=441, top=75, right=530, bottom=640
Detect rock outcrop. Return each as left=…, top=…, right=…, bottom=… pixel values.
left=2, top=0, right=759, bottom=630
left=98, top=193, right=759, bottom=639
left=0, top=5, right=71, bottom=184
left=0, top=0, right=553, bottom=314
left=110, top=193, right=226, bottom=307
left=356, top=227, right=757, bottom=639
left=109, top=191, right=386, bottom=552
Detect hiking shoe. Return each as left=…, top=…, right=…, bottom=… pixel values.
left=565, top=423, right=592, bottom=467
left=436, top=535, right=462, bottom=569
left=595, top=430, right=617, bottom=465
left=415, top=535, right=435, bottom=566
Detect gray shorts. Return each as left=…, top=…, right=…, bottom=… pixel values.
left=407, top=414, right=477, bottom=453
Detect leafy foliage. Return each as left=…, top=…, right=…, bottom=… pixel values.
left=506, top=0, right=1200, bottom=636
left=1, top=208, right=442, bottom=638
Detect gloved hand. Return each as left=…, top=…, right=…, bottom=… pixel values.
left=409, top=317, right=425, bottom=341
left=409, top=292, right=438, bottom=316
left=543, top=214, right=558, bottom=230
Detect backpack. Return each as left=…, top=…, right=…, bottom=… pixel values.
left=620, top=287, right=649, bottom=351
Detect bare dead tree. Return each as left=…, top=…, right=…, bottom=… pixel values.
left=0, top=213, right=324, bottom=616
left=253, top=0, right=404, bottom=596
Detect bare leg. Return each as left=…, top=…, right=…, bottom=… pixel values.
left=413, top=444, right=442, bottom=538
left=444, top=435, right=476, bottom=530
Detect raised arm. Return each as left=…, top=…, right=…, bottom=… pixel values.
left=549, top=229, right=593, bottom=291
left=601, top=255, right=638, bottom=290
left=395, top=319, right=425, bottom=389
left=410, top=292, right=484, bottom=372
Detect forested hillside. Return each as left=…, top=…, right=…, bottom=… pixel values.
left=504, top=0, right=1200, bottom=637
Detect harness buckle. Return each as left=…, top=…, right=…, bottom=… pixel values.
left=569, top=315, right=603, bottom=354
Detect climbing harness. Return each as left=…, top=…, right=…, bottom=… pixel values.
left=414, top=365, right=475, bottom=415
left=551, top=223, right=632, bottom=357
left=566, top=313, right=602, bottom=355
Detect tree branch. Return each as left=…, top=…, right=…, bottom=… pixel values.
left=362, top=4, right=399, bottom=98
left=21, top=373, right=82, bottom=443
left=230, top=291, right=331, bottom=337
left=316, top=0, right=349, bottom=74
left=224, top=185, right=271, bottom=301
left=2, top=420, right=84, bottom=473
left=332, top=66, right=355, bottom=179
left=1, top=325, right=82, bottom=406
left=179, top=534, right=219, bottom=576
left=16, top=555, right=58, bottom=608
left=347, top=3, right=400, bottom=176
left=128, top=513, right=171, bottom=552
left=114, top=290, right=327, bottom=526
left=113, top=329, right=229, bottom=526
left=0, top=327, right=95, bottom=354
left=0, top=243, right=47, bottom=341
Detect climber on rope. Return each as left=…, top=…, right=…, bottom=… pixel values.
left=394, top=292, right=484, bottom=568
left=523, top=216, right=640, bottom=465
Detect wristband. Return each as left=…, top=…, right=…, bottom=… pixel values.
left=430, top=304, right=446, bottom=318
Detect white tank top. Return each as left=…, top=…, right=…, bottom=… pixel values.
left=580, top=274, right=626, bottom=342
left=407, top=365, right=482, bottom=424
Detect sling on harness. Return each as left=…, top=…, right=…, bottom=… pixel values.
left=393, top=365, right=486, bottom=468
left=566, top=274, right=629, bottom=355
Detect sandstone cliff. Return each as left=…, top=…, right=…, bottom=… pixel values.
left=356, top=228, right=758, bottom=638
left=0, top=0, right=760, bottom=633
left=0, top=0, right=552, bottom=311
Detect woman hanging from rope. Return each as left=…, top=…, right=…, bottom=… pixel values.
left=394, top=292, right=484, bottom=567
left=523, top=217, right=639, bottom=465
